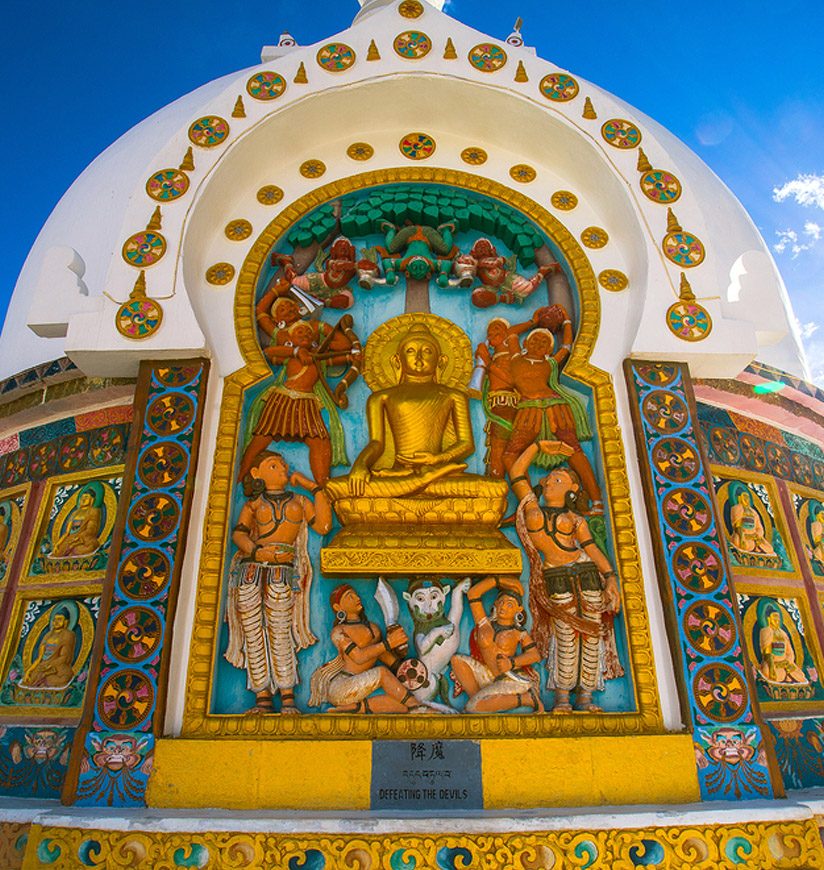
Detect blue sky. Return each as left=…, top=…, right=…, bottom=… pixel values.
left=2, top=0, right=823, bottom=379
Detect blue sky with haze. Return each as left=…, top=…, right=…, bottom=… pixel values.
left=2, top=0, right=822, bottom=378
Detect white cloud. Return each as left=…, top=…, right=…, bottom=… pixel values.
left=774, top=222, right=822, bottom=257
left=795, top=318, right=820, bottom=340
left=773, top=173, right=824, bottom=210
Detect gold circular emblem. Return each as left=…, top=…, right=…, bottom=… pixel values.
left=551, top=191, right=578, bottom=211
left=510, top=164, right=536, bottom=183
left=300, top=160, right=326, bottom=179
left=225, top=220, right=253, bottom=241
left=393, top=30, right=432, bottom=59
left=115, top=298, right=164, bottom=340
left=121, top=231, right=166, bottom=268
left=257, top=185, right=284, bottom=205
left=581, top=227, right=609, bottom=249
left=347, top=142, right=375, bottom=161
left=598, top=270, right=629, bottom=292
left=461, top=147, right=488, bottom=165
left=206, top=263, right=236, bottom=285
left=667, top=300, right=712, bottom=341
left=399, top=133, right=436, bottom=160
left=363, top=313, right=473, bottom=391
left=398, top=0, right=424, bottom=17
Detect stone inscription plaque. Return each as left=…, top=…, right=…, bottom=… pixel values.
left=370, top=739, right=483, bottom=810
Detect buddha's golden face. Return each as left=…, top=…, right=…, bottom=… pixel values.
left=52, top=614, right=68, bottom=630
left=79, top=492, right=93, bottom=508
left=398, top=335, right=439, bottom=378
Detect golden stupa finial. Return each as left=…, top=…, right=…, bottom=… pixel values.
left=514, top=61, right=528, bottom=82
left=294, top=62, right=308, bottom=83
left=367, top=39, right=381, bottom=61
left=444, top=38, right=457, bottom=59
left=232, top=95, right=246, bottom=117
left=667, top=208, right=682, bottom=233
left=636, top=148, right=652, bottom=172
left=146, top=206, right=162, bottom=231
left=679, top=272, right=695, bottom=301
left=582, top=97, right=596, bottom=119
left=180, top=147, right=195, bottom=171
left=130, top=271, right=148, bottom=300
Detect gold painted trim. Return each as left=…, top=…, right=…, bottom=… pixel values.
left=0, top=581, right=103, bottom=722
left=19, top=466, right=125, bottom=587
left=710, top=465, right=801, bottom=580
left=734, top=579, right=824, bottom=715
left=22, top=819, right=824, bottom=869
left=182, top=166, right=662, bottom=738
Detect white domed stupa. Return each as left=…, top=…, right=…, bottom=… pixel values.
left=0, top=1, right=823, bottom=867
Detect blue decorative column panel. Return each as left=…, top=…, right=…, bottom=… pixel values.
left=624, top=360, right=780, bottom=800
left=71, top=361, right=209, bottom=807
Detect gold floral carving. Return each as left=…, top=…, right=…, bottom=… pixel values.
left=0, top=821, right=28, bottom=870
left=22, top=820, right=824, bottom=869
left=182, top=167, right=662, bottom=739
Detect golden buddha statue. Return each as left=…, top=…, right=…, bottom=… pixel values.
left=322, top=314, right=518, bottom=574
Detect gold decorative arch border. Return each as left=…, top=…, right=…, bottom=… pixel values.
left=182, top=167, right=663, bottom=738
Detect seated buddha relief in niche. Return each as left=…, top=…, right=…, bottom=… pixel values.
left=211, top=183, right=635, bottom=718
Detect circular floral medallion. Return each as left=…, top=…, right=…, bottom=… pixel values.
left=188, top=115, right=229, bottom=148
left=206, top=262, right=235, bottom=285
left=792, top=452, right=813, bottom=486
left=651, top=437, right=701, bottom=483
left=662, top=487, right=713, bottom=537
left=635, top=362, right=679, bottom=387
left=601, top=119, right=642, bottom=149
left=98, top=669, right=155, bottom=730
left=147, top=393, right=195, bottom=436
left=710, top=427, right=741, bottom=465
left=58, top=434, right=89, bottom=471
left=116, top=299, right=163, bottom=340
left=122, top=232, right=166, bottom=268
left=693, top=663, right=748, bottom=722
left=145, top=169, right=189, bottom=202
left=118, top=549, right=171, bottom=600
left=551, top=190, right=578, bottom=211
left=641, top=170, right=682, bottom=204
left=510, top=164, right=536, bottom=183
left=398, top=0, right=424, bottom=17
left=108, top=607, right=163, bottom=664
left=461, top=147, right=488, bottom=165
left=399, top=132, right=436, bottom=160
left=766, top=443, right=792, bottom=479
left=155, top=366, right=199, bottom=388
left=740, top=435, right=767, bottom=472
left=672, top=542, right=724, bottom=594
left=317, top=42, right=356, bottom=72
left=29, top=443, right=57, bottom=479
left=257, top=185, right=284, bottom=205
left=684, top=601, right=737, bottom=657
left=138, top=442, right=188, bottom=489
left=299, top=159, right=326, bottom=178
left=468, top=43, right=507, bottom=72
left=246, top=72, right=286, bottom=101
left=347, top=142, right=374, bottom=161
left=598, top=270, right=629, bottom=292
left=394, top=30, right=431, bottom=59
left=90, top=427, right=125, bottom=466
left=663, top=231, right=706, bottom=268
left=539, top=73, right=579, bottom=102
left=129, top=493, right=180, bottom=542
left=667, top=301, right=712, bottom=342
left=641, top=390, right=689, bottom=434
left=581, top=227, right=609, bottom=249
left=225, top=219, right=252, bottom=241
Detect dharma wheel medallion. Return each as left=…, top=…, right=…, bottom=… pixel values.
left=641, top=169, right=682, bottom=204
left=399, top=132, right=436, bottom=160
left=663, top=230, right=706, bottom=267
left=468, top=43, right=507, bottom=72
left=581, top=227, right=609, bottom=249
left=601, top=119, right=642, bottom=149
left=145, top=169, right=189, bottom=202
left=188, top=115, right=230, bottom=147
left=246, top=72, right=287, bottom=100
left=551, top=190, right=578, bottom=210
left=317, top=42, right=357, bottom=72
left=667, top=300, right=712, bottom=341
left=539, top=73, right=579, bottom=102
left=122, top=231, right=166, bottom=267
left=257, top=185, right=284, bottom=205
left=115, top=298, right=163, bottom=340
left=394, top=30, right=432, bottom=59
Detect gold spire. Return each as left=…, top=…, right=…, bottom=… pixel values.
left=444, top=38, right=457, bottom=59
left=232, top=95, right=246, bottom=117
left=367, top=39, right=380, bottom=61
left=130, top=271, right=147, bottom=300
left=514, top=61, right=528, bottom=82
left=636, top=148, right=652, bottom=172
left=667, top=208, right=682, bottom=233
left=180, top=147, right=195, bottom=171
left=294, top=62, right=308, bottom=83
left=679, top=272, right=695, bottom=301
left=582, top=97, right=596, bottom=119
left=146, top=206, right=162, bottom=231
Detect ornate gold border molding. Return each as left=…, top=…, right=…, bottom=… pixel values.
left=182, top=167, right=662, bottom=738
